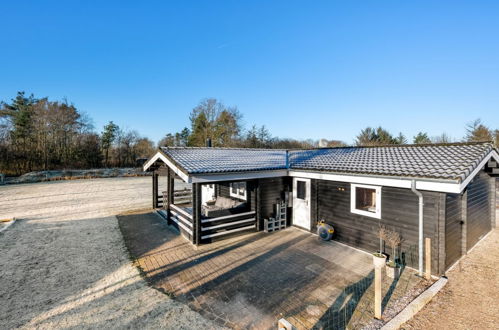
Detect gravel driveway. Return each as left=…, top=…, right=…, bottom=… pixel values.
left=402, top=215, right=499, bottom=329
left=0, top=177, right=217, bottom=329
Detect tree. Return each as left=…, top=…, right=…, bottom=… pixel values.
left=465, top=119, right=492, bottom=142
left=214, top=110, right=241, bottom=146
left=257, top=126, right=273, bottom=148
left=355, top=127, right=377, bottom=146
left=188, top=111, right=210, bottom=146
left=355, top=126, right=397, bottom=146
left=245, top=125, right=259, bottom=148
left=494, top=130, right=499, bottom=148
left=188, top=98, right=242, bottom=147
left=134, top=137, right=155, bottom=159
left=177, top=127, right=190, bottom=146
left=377, top=127, right=397, bottom=145
left=158, top=133, right=176, bottom=147
left=413, top=132, right=431, bottom=144
left=395, top=133, right=407, bottom=145
left=0, top=92, right=38, bottom=172
left=101, top=121, right=119, bottom=167
left=76, top=133, right=102, bottom=168
left=431, top=133, right=453, bottom=144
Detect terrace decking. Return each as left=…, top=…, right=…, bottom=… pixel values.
left=118, top=211, right=425, bottom=330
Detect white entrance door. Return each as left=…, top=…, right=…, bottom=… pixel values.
left=292, top=178, right=311, bottom=230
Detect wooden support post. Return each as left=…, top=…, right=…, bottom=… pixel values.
left=256, top=181, right=261, bottom=231
left=425, top=237, right=431, bottom=280
left=374, top=265, right=382, bottom=319
left=192, top=183, right=202, bottom=245
left=152, top=172, right=159, bottom=209
left=165, top=169, right=172, bottom=225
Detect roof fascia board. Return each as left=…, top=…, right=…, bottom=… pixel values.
left=142, top=152, right=161, bottom=171
left=288, top=170, right=461, bottom=193
left=459, top=149, right=499, bottom=193
left=143, top=151, right=191, bottom=183
left=191, top=169, right=288, bottom=183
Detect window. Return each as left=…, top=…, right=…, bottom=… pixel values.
left=350, top=184, right=381, bottom=218
left=297, top=181, right=306, bottom=200
left=230, top=182, right=247, bottom=200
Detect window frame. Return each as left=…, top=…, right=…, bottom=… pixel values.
left=350, top=183, right=382, bottom=219
left=296, top=180, right=307, bottom=200
left=229, top=182, right=247, bottom=201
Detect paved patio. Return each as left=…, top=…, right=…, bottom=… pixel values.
left=118, top=211, right=422, bottom=329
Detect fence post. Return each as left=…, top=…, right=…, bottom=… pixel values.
left=374, top=264, right=382, bottom=319
left=425, top=238, right=431, bottom=280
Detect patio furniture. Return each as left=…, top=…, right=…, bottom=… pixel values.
left=202, top=196, right=246, bottom=218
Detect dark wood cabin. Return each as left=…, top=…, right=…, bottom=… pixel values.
left=144, top=143, right=498, bottom=275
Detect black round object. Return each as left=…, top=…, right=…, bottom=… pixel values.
left=317, top=224, right=333, bottom=241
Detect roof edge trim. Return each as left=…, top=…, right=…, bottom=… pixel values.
left=459, top=149, right=499, bottom=193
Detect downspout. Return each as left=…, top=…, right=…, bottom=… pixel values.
left=411, top=180, right=424, bottom=276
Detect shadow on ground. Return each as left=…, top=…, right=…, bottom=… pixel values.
left=118, top=211, right=423, bottom=330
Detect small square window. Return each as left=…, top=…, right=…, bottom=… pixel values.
left=350, top=184, right=381, bottom=218
left=230, top=182, right=247, bottom=200
left=297, top=181, right=306, bottom=200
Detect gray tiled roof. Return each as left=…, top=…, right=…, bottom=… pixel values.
left=160, top=147, right=287, bottom=174
left=158, top=143, right=495, bottom=182
left=289, top=143, right=495, bottom=181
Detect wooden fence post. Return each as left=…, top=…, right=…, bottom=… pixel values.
left=425, top=238, right=431, bottom=280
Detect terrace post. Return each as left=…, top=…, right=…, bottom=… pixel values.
left=255, top=181, right=261, bottom=231
left=152, top=171, right=159, bottom=209
left=166, top=169, right=173, bottom=225
left=192, top=183, right=202, bottom=245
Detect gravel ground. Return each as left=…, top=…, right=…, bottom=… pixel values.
left=402, top=222, right=499, bottom=329
left=0, top=177, right=218, bottom=329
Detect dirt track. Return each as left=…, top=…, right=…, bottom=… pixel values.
left=0, top=177, right=217, bottom=329
left=402, top=224, right=499, bottom=330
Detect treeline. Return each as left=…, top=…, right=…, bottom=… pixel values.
left=0, top=92, right=154, bottom=175
left=159, top=98, right=347, bottom=149
left=160, top=98, right=499, bottom=149
left=354, top=121, right=499, bottom=147
left=1, top=93, right=498, bottom=176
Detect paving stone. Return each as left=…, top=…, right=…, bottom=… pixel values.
left=120, top=211, right=424, bottom=329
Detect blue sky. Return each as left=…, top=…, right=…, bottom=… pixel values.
left=1, top=1, right=498, bottom=144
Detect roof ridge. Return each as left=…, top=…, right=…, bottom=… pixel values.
left=159, top=141, right=493, bottom=153
left=159, top=146, right=288, bottom=151
left=291, top=141, right=493, bottom=151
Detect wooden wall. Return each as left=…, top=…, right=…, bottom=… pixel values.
left=214, top=181, right=256, bottom=212
left=466, top=170, right=492, bottom=251
left=258, top=177, right=291, bottom=225
left=315, top=180, right=443, bottom=274
left=445, top=193, right=462, bottom=269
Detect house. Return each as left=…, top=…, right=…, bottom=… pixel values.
left=143, top=142, right=499, bottom=275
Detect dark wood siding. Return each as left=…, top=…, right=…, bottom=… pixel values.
left=217, top=182, right=231, bottom=198
left=316, top=180, right=442, bottom=274
left=466, top=171, right=491, bottom=251
left=445, top=193, right=462, bottom=268
left=214, top=181, right=255, bottom=212
left=310, top=179, right=319, bottom=230
left=258, top=177, right=291, bottom=227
